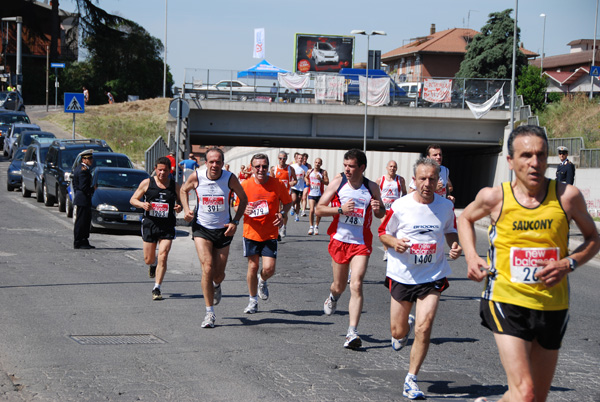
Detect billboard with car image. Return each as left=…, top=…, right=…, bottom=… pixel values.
left=294, top=34, right=354, bottom=73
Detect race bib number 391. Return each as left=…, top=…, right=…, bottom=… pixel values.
left=510, top=247, right=559, bottom=284
left=201, top=195, right=225, bottom=213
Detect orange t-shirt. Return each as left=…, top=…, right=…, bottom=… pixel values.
left=241, top=176, right=292, bottom=241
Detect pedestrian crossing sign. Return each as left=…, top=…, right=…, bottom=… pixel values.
left=590, top=66, right=600, bottom=77
left=64, top=93, right=85, bottom=114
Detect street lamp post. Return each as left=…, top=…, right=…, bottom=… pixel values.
left=351, top=30, right=386, bottom=153
left=540, top=14, right=546, bottom=77
left=163, top=0, right=168, bottom=98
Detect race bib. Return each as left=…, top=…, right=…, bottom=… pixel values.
left=249, top=200, right=269, bottom=218
left=343, top=198, right=366, bottom=226
left=310, top=179, right=321, bottom=190
left=201, top=195, right=225, bottom=213
left=382, top=197, right=396, bottom=210
left=510, top=247, right=559, bottom=284
left=435, top=179, right=447, bottom=197
left=150, top=202, right=169, bottom=218
left=409, top=242, right=437, bottom=265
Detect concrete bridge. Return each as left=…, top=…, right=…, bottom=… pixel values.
left=186, top=100, right=511, bottom=207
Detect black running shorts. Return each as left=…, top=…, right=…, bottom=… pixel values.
left=141, top=218, right=176, bottom=243
left=385, top=277, right=449, bottom=303
left=192, top=222, right=232, bottom=249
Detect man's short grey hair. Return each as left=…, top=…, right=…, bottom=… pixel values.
left=413, top=157, right=440, bottom=176
left=278, top=151, right=288, bottom=157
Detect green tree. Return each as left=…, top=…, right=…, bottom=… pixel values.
left=457, top=9, right=528, bottom=79
left=517, top=65, right=547, bottom=112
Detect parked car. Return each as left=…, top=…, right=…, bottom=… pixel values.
left=339, top=68, right=410, bottom=106
left=0, top=91, right=25, bottom=111
left=3, top=123, right=40, bottom=157
left=10, top=130, right=56, bottom=159
left=312, top=42, right=339, bottom=65
left=6, top=146, right=27, bottom=191
left=65, top=151, right=134, bottom=217
left=81, top=167, right=150, bottom=232
left=43, top=139, right=112, bottom=211
left=0, top=111, right=30, bottom=150
left=21, top=141, right=51, bottom=202
left=195, top=80, right=256, bottom=101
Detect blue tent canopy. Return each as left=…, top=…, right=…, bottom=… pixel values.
left=237, top=59, right=289, bottom=79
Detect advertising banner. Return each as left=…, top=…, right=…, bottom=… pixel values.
left=253, top=28, right=265, bottom=59
left=294, top=34, right=354, bottom=73
left=423, top=79, right=452, bottom=103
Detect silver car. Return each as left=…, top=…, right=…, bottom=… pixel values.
left=3, top=123, right=40, bottom=157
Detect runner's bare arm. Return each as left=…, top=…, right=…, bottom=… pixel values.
left=316, top=176, right=342, bottom=217
left=535, top=184, right=600, bottom=287
left=444, top=232, right=462, bottom=260
left=174, top=183, right=183, bottom=214
left=379, top=234, right=411, bottom=253
left=322, top=170, right=329, bottom=186
left=227, top=175, right=247, bottom=233
left=457, top=186, right=502, bottom=282
left=368, top=181, right=386, bottom=219
left=130, top=178, right=151, bottom=211
left=400, top=176, right=407, bottom=196
left=179, top=171, right=199, bottom=222
left=289, top=169, right=297, bottom=187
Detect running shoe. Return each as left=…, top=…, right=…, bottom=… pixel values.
left=343, top=333, right=362, bottom=349
left=148, top=264, right=157, bottom=278
left=258, top=280, right=269, bottom=300
left=244, top=300, right=258, bottom=314
left=383, top=250, right=388, bottom=261
left=152, top=288, right=162, bottom=301
left=347, top=269, right=351, bottom=284
left=290, top=208, right=295, bottom=216
left=213, top=284, right=222, bottom=305
left=282, top=226, right=286, bottom=238
left=294, top=215, right=300, bottom=222
left=301, top=210, right=307, bottom=217
left=392, top=314, right=415, bottom=351
left=323, top=296, right=337, bottom=315
left=201, top=312, right=216, bottom=328
left=308, top=227, right=314, bottom=235
left=314, top=226, right=319, bottom=235
left=403, top=377, right=425, bottom=399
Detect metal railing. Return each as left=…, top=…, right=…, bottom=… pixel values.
left=547, top=137, right=600, bottom=168
left=144, top=136, right=169, bottom=175
left=183, top=68, right=511, bottom=110
left=580, top=149, right=600, bottom=168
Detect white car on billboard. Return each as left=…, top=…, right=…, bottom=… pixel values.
left=312, top=42, right=339, bottom=65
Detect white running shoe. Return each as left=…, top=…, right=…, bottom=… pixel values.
left=258, top=280, right=269, bottom=300
left=301, top=210, right=307, bottom=217
left=347, top=269, right=351, bottom=284
left=201, top=312, right=216, bottom=328
left=391, top=314, right=415, bottom=351
left=323, top=296, right=337, bottom=315
left=343, top=333, right=362, bottom=349
left=383, top=250, right=388, bottom=261
left=403, top=377, right=424, bottom=399
left=213, top=284, right=222, bottom=306
left=294, top=215, right=300, bottom=222
left=308, top=227, right=314, bottom=235
left=244, top=300, right=258, bottom=314
left=314, top=226, right=319, bottom=235
left=290, top=207, right=295, bottom=216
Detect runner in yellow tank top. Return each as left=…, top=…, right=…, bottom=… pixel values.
left=458, top=125, right=600, bottom=402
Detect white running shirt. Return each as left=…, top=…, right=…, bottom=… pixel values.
left=194, top=169, right=232, bottom=229
left=291, top=163, right=308, bottom=191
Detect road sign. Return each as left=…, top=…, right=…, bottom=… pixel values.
left=590, top=66, right=600, bottom=77
left=51, top=63, right=66, bottom=68
left=64, top=93, right=85, bottom=114
left=169, top=98, right=190, bottom=119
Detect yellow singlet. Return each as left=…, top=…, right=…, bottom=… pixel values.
left=486, top=180, right=569, bottom=311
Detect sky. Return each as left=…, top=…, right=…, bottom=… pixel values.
left=60, top=0, right=598, bottom=88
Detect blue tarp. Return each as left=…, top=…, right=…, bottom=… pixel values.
left=237, top=59, right=289, bottom=79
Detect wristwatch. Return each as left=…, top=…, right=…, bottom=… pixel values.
left=231, top=219, right=239, bottom=225
left=566, top=257, right=577, bottom=271
left=338, top=207, right=343, bottom=214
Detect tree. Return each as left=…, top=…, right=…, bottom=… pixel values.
left=517, top=65, right=547, bottom=113
left=456, top=9, right=528, bottom=80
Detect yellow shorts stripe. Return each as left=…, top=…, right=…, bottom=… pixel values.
left=489, top=300, right=504, bottom=332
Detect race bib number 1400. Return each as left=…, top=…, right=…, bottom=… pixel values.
left=510, top=247, right=559, bottom=284
left=409, top=242, right=437, bottom=265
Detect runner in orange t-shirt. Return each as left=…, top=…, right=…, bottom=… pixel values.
left=240, top=153, right=292, bottom=314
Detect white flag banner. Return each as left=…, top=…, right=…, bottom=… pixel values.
left=466, top=84, right=505, bottom=119
left=278, top=72, right=310, bottom=90
left=423, top=79, right=452, bottom=103
left=253, top=28, right=265, bottom=59
left=315, top=75, right=345, bottom=101
left=359, top=76, right=390, bottom=106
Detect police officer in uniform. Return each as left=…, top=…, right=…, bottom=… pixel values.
left=556, top=145, right=575, bottom=185
left=73, top=150, right=95, bottom=249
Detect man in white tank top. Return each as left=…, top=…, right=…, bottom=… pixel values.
left=316, top=149, right=386, bottom=350
left=409, top=144, right=454, bottom=203
left=180, top=148, right=247, bottom=329
left=290, top=152, right=308, bottom=222
left=377, top=160, right=407, bottom=261
left=304, top=157, right=329, bottom=235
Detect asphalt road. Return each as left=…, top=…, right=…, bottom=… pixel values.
left=0, top=149, right=599, bottom=401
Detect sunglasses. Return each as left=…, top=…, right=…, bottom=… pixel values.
left=558, top=151, right=567, bottom=155
left=253, top=164, right=269, bottom=170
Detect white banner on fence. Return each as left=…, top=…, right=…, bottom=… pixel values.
left=253, top=28, right=265, bottom=59
left=466, top=84, right=505, bottom=119
left=315, top=75, right=345, bottom=101
left=359, top=76, right=390, bottom=106
left=278, top=73, right=310, bottom=90
left=423, top=79, right=452, bottom=103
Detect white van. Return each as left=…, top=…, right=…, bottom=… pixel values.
left=398, top=82, right=422, bottom=107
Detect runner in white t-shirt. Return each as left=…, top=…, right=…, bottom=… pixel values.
left=408, top=144, right=455, bottom=203
left=379, top=157, right=461, bottom=400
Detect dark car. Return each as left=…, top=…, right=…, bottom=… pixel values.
left=43, top=139, right=112, bottom=211
left=21, top=141, right=51, bottom=202
left=0, top=111, right=30, bottom=150
left=0, top=91, right=25, bottom=112
left=6, top=146, right=27, bottom=191
left=10, top=131, right=56, bottom=159
left=65, top=151, right=134, bottom=217
left=82, top=167, right=149, bottom=232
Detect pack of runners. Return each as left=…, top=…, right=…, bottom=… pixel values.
left=128, top=135, right=599, bottom=401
